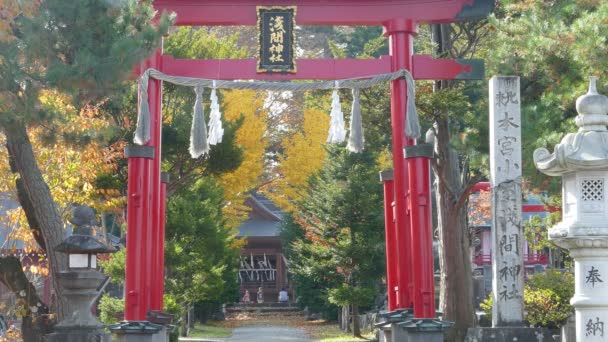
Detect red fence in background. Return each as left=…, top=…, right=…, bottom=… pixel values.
left=473, top=253, right=549, bottom=265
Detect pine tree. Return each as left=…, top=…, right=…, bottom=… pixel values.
left=486, top=0, right=608, bottom=192
left=164, top=178, right=240, bottom=336
left=283, top=146, right=385, bottom=337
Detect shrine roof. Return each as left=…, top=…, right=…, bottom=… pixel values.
left=237, top=193, right=284, bottom=238
left=237, top=219, right=282, bottom=238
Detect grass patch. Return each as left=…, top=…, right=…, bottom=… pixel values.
left=188, top=321, right=232, bottom=338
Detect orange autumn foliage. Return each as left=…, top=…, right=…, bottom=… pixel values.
left=469, top=189, right=491, bottom=227
left=0, top=90, right=125, bottom=252
left=0, top=0, right=39, bottom=42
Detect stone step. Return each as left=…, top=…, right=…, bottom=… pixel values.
left=227, top=302, right=297, bottom=308
left=227, top=313, right=305, bottom=319
left=230, top=311, right=305, bottom=317
left=226, top=307, right=301, bottom=314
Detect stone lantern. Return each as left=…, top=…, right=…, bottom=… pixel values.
left=46, top=205, right=116, bottom=342
left=534, top=77, right=608, bottom=341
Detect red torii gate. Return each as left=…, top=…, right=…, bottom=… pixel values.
left=125, top=0, right=491, bottom=322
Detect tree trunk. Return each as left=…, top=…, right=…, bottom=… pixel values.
left=10, top=163, right=46, bottom=251
left=352, top=304, right=361, bottom=337
left=0, top=257, right=52, bottom=342
left=180, top=303, right=194, bottom=337
left=7, top=141, right=53, bottom=341
left=433, top=118, right=475, bottom=342
left=188, top=305, right=195, bottom=329
left=430, top=23, right=478, bottom=342
left=4, top=122, right=69, bottom=321
left=340, top=305, right=351, bottom=333
left=181, top=310, right=188, bottom=337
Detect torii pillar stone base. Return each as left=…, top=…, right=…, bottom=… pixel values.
left=465, top=327, right=553, bottom=342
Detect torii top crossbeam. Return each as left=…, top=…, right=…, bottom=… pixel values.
left=151, top=0, right=490, bottom=81
left=154, top=0, right=492, bottom=26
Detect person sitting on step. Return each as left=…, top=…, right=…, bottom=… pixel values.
left=278, top=288, right=289, bottom=303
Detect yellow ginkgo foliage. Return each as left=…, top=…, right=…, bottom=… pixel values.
left=217, top=90, right=268, bottom=228
left=267, top=107, right=328, bottom=212
left=0, top=90, right=125, bottom=251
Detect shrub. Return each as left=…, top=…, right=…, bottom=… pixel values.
left=98, top=295, right=124, bottom=325
left=524, top=269, right=574, bottom=329
left=479, top=269, right=574, bottom=329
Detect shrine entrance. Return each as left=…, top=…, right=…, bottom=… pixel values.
left=125, top=0, right=491, bottom=330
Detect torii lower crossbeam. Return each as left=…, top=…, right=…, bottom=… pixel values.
left=159, top=54, right=480, bottom=81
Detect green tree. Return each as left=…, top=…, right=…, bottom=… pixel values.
left=280, top=214, right=341, bottom=319
left=0, top=1, right=170, bottom=339
left=486, top=1, right=608, bottom=192
left=283, top=146, right=385, bottom=337
left=343, top=26, right=388, bottom=59
left=415, top=22, right=490, bottom=341
left=164, top=177, right=240, bottom=336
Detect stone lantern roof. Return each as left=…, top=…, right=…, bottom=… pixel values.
left=55, top=205, right=116, bottom=254
left=534, top=77, right=608, bottom=175
left=55, top=235, right=116, bottom=254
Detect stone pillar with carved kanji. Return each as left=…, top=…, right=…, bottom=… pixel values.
left=466, top=76, right=552, bottom=342
left=534, top=77, right=608, bottom=341
left=489, top=76, right=525, bottom=327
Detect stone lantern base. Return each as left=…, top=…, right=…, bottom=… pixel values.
left=45, top=270, right=112, bottom=341
left=54, top=270, right=108, bottom=328
left=552, top=237, right=608, bottom=342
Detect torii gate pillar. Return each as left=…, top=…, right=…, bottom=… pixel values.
left=385, top=18, right=417, bottom=314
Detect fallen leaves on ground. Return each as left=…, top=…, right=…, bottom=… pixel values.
left=214, top=311, right=375, bottom=341
left=219, top=311, right=307, bottom=328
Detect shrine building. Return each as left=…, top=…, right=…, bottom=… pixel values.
left=237, top=193, right=290, bottom=303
